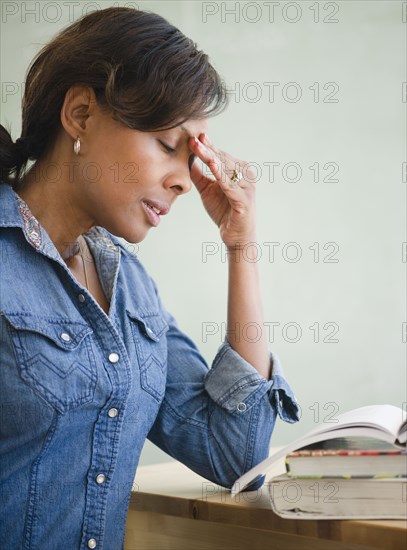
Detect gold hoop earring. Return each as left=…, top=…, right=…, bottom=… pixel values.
left=74, top=136, right=81, bottom=155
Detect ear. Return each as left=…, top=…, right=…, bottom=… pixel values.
left=60, top=85, right=98, bottom=141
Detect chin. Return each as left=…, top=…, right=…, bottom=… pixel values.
left=107, top=223, right=150, bottom=245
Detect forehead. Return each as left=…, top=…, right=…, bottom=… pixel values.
left=179, top=118, right=208, bottom=137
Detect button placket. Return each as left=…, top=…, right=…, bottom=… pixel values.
left=73, top=240, right=126, bottom=550
left=35, top=227, right=126, bottom=549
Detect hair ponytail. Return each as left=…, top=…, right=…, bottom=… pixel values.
left=0, top=125, right=30, bottom=186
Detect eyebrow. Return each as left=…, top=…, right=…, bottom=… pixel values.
left=179, top=125, right=191, bottom=137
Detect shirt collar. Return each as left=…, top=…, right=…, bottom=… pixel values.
left=15, top=190, right=43, bottom=250
left=0, top=182, right=25, bottom=230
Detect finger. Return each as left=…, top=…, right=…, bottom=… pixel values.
left=199, top=133, right=247, bottom=185
left=200, top=133, right=242, bottom=169
left=200, top=133, right=219, bottom=154
left=191, top=132, right=238, bottom=172
left=190, top=137, right=223, bottom=181
left=191, top=137, right=243, bottom=195
left=189, top=160, right=214, bottom=194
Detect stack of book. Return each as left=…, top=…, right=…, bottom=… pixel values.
left=232, top=404, right=407, bottom=519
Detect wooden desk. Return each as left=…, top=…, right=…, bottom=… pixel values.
left=125, top=457, right=407, bottom=550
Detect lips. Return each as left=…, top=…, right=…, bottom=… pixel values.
left=141, top=199, right=170, bottom=216
left=145, top=203, right=160, bottom=215
left=141, top=199, right=170, bottom=227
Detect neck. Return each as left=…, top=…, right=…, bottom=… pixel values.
left=16, top=165, right=95, bottom=259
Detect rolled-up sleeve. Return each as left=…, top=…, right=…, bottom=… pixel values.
left=204, top=338, right=300, bottom=423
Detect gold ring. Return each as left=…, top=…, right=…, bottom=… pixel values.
left=230, top=169, right=242, bottom=184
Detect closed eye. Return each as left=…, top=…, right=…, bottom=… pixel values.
left=159, top=140, right=176, bottom=154
left=158, top=139, right=196, bottom=171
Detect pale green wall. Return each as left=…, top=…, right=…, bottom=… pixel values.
left=1, top=1, right=405, bottom=466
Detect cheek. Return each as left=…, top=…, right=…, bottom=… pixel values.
left=88, top=134, right=160, bottom=190
left=134, top=158, right=163, bottom=188
left=93, top=149, right=139, bottom=188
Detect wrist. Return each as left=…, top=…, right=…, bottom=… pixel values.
left=226, top=238, right=260, bottom=262
left=225, top=235, right=257, bottom=251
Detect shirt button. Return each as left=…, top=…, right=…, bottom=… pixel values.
left=78, top=294, right=86, bottom=302
left=87, top=539, right=97, bottom=549
left=60, top=332, right=71, bottom=342
left=108, top=408, right=118, bottom=418
left=237, top=402, right=247, bottom=412
left=96, top=473, right=106, bottom=484
left=108, top=352, right=120, bottom=363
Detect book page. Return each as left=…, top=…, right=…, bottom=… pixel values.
left=231, top=405, right=406, bottom=496
left=315, top=405, right=406, bottom=439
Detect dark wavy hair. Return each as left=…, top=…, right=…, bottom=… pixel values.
left=0, top=7, right=228, bottom=186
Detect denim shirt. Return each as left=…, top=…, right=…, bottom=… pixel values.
left=0, top=182, right=300, bottom=550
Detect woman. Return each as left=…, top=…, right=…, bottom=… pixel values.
left=0, top=7, right=299, bottom=549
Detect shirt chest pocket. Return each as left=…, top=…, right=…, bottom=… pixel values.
left=3, top=312, right=97, bottom=414
left=126, top=311, right=169, bottom=403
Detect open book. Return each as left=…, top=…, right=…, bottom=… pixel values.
left=231, top=404, right=406, bottom=496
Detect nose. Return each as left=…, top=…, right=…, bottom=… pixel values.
left=164, top=166, right=192, bottom=197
